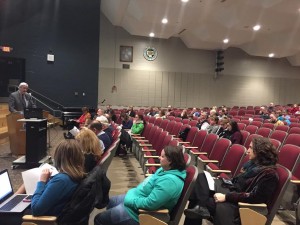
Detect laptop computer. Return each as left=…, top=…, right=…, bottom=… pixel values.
left=0, top=169, right=31, bottom=213
left=24, top=107, right=43, bottom=119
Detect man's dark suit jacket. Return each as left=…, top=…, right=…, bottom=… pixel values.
left=8, top=91, right=36, bottom=113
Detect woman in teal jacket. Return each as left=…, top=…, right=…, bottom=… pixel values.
left=94, top=145, right=186, bottom=225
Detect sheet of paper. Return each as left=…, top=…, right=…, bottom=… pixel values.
left=203, top=170, right=215, bottom=191
left=69, top=126, right=80, bottom=136
left=21, top=163, right=58, bottom=194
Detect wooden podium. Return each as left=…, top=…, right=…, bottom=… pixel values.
left=6, top=112, right=26, bottom=156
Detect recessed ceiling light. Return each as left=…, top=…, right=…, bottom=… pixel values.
left=268, top=53, right=274, bottom=58
left=162, top=18, right=168, bottom=24
left=253, top=25, right=261, bottom=31
left=223, top=38, right=229, bottom=44
left=149, top=32, right=155, bottom=37
left=181, top=0, right=189, bottom=2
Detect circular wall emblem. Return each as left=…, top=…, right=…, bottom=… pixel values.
left=143, top=47, right=158, bottom=61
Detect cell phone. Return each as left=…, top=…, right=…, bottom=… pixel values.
left=23, top=195, right=32, bottom=202
left=222, top=178, right=233, bottom=185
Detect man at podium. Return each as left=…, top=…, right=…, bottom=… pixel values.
left=8, top=82, right=36, bottom=113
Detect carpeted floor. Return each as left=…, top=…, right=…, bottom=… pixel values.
left=0, top=126, right=295, bottom=225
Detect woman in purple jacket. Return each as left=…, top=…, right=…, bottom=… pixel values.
left=184, top=137, right=278, bottom=225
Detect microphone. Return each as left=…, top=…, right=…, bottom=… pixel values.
left=101, top=99, right=106, bottom=104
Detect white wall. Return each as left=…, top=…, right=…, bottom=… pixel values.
left=99, top=13, right=300, bottom=108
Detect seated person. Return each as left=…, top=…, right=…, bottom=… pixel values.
left=75, top=128, right=103, bottom=173
left=89, top=121, right=112, bottom=152
left=206, top=116, right=220, bottom=134
left=127, top=106, right=136, bottom=118
left=181, top=109, right=189, bottom=119
left=131, top=114, right=145, bottom=134
left=269, top=113, right=284, bottom=127
left=196, top=112, right=210, bottom=130
left=216, top=117, right=229, bottom=138
left=94, top=145, right=187, bottom=225
left=96, top=115, right=114, bottom=142
left=223, top=120, right=242, bottom=144
left=184, top=137, right=278, bottom=225
left=155, top=109, right=166, bottom=119
left=2, top=140, right=86, bottom=224
left=120, top=113, right=133, bottom=129
left=67, top=107, right=91, bottom=129
left=259, top=106, right=270, bottom=120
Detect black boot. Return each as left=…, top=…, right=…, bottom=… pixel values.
left=184, top=205, right=211, bottom=219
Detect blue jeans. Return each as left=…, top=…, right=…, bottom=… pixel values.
left=94, top=194, right=139, bottom=225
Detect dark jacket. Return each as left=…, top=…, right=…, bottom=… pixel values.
left=57, top=166, right=111, bottom=225
left=226, top=167, right=278, bottom=205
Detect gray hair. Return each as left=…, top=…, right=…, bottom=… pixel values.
left=18, top=82, right=28, bottom=88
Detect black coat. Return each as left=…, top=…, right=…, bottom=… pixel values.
left=57, top=166, right=111, bottom=225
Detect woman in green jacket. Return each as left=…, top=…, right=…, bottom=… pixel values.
left=131, top=114, right=145, bottom=134
left=94, top=145, right=186, bottom=225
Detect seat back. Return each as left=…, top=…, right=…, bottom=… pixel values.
left=238, top=123, right=246, bottom=131
left=265, top=165, right=291, bottom=225
left=245, top=125, right=258, bottom=135
left=185, top=126, right=199, bottom=144
left=244, top=134, right=262, bottom=149
left=240, top=120, right=250, bottom=126
left=142, top=123, right=154, bottom=139
left=220, top=144, right=247, bottom=177
left=283, top=134, right=300, bottom=147
left=250, top=120, right=262, bottom=128
left=182, top=119, right=190, bottom=125
left=288, top=127, right=300, bottom=135
left=170, top=122, right=183, bottom=136
left=262, top=123, right=275, bottom=130
left=199, top=133, right=218, bottom=156
left=278, top=144, right=300, bottom=172
left=154, top=118, right=163, bottom=127
left=148, top=116, right=156, bottom=124
left=189, top=120, right=198, bottom=127
left=165, top=120, right=176, bottom=134
left=275, top=125, right=289, bottom=132
left=269, top=138, right=281, bottom=152
left=240, top=130, right=250, bottom=146
left=191, top=130, right=207, bottom=149
left=169, top=166, right=198, bottom=225
left=160, top=119, right=170, bottom=130
left=269, top=130, right=288, bottom=144
left=208, top=138, right=232, bottom=165
left=290, top=123, right=300, bottom=128
left=256, top=127, right=272, bottom=138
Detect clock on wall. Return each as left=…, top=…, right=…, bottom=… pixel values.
left=143, top=47, right=158, bottom=61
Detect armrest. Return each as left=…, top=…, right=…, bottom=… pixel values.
left=139, top=209, right=169, bottom=214
left=142, top=149, right=156, bottom=152
left=137, top=139, right=149, bottom=143
left=178, top=141, right=190, bottom=144
left=238, top=202, right=268, bottom=215
left=291, top=179, right=300, bottom=184
left=145, top=163, right=160, bottom=167
left=144, top=155, right=160, bottom=158
left=198, top=159, right=218, bottom=164
left=184, top=146, right=198, bottom=149
left=140, top=144, right=152, bottom=147
left=208, top=169, right=231, bottom=174
left=191, top=152, right=207, bottom=155
left=139, top=209, right=170, bottom=222
left=23, top=215, right=57, bottom=222
left=139, top=214, right=167, bottom=225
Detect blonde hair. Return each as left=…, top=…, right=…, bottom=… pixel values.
left=75, top=128, right=103, bottom=161
left=54, top=140, right=85, bottom=181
